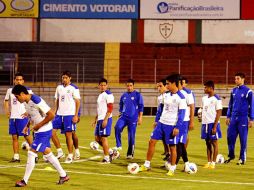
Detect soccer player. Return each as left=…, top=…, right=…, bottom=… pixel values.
left=153, top=79, right=169, bottom=160
left=52, top=71, right=81, bottom=163
left=4, top=72, right=33, bottom=162
left=12, top=85, right=69, bottom=187
left=139, top=74, right=186, bottom=176
left=114, top=79, right=144, bottom=159
left=92, top=78, right=114, bottom=163
left=200, top=81, right=222, bottom=169
left=225, top=73, right=254, bottom=165
left=175, top=76, right=195, bottom=171
left=181, top=76, right=195, bottom=149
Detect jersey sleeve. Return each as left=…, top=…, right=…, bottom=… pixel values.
left=187, top=92, right=195, bottom=105
left=106, top=94, right=114, bottom=104
left=216, top=99, right=223, bottom=110
left=138, top=93, right=144, bottom=113
left=54, top=86, right=59, bottom=99
left=73, top=88, right=81, bottom=99
left=37, top=99, right=51, bottom=115
left=4, top=88, right=11, bottom=101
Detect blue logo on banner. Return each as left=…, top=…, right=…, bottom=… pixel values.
left=157, top=2, right=169, bottom=13
left=40, top=0, right=138, bottom=19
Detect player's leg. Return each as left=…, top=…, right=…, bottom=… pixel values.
left=114, top=117, right=126, bottom=149
left=238, top=117, right=248, bottom=165
left=225, top=118, right=238, bottom=163
left=210, top=140, right=218, bottom=169
left=72, top=131, right=80, bottom=160
left=126, top=121, right=137, bottom=158
left=167, top=144, right=177, bottom=176
left=52, top=115, right=65, bottom=159
left=8, top=119, right=20, bottom=162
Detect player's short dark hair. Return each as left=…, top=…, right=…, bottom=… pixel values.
left=12, top=84, right=29, bottom=95
left=99, top=78, right=107, bottom=84
left=127, top=79, right=135, bottom=85
left=166, top=73, right=181, bottom=87
left=181, top=76, right=188, bottom=84
left=62, top=70, right=72, bottom=78
left=204, top=80, right=214, bottom=89
left=235, top=72, right=245, bottom=79
left=158, top=78, right=166, bottom=86
left=14, top=72, right=24, bottom=79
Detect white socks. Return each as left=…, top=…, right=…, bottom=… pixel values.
left=44, top=152, right=66, bottom=177
left=23, top=151, right=37, bottom=184
left=144, top=160, right=151, bottom=168
left=14, top=153, right=19, bottom=160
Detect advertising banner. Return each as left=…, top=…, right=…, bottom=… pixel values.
left=40, top=0, right=138, bottom=19
left=140, top=0, right=240, bottom=19
left=0, top=0, right=38, bottom=18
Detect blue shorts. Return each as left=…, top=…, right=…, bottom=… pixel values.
left=151, top=122, right=179, bottom=145
left=94, top=118, right=112, bottom=137
left=52, top=115, right=77, bottom=133
left=179, top=121, right=189, bottom=144
left=9, top=118, right=30, bottom=136
left=31, top=130, right=52, bottom=153
left=201, top=123, right=222, bottom=140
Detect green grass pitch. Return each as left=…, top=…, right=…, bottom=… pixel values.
left=0, top=115, right=254, bottom=190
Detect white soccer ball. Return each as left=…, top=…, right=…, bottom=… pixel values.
left=164, top=161, right=171, bottom=170
left=111, top=149, right=120, bottom=160
left=21, top=141, right=29, bottom=150
left=216, top=154, right=225, bottom=164
left=188, top=163, right=198, bottom=174
left=90, top=141, right=99, bottom=150
left=127, top=163, right=140, bottom=174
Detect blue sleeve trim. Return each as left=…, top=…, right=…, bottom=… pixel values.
left=183, top=87, right=191, bottom=94
left=176, top=91, right=185, bottom=99
left=155, top=103, right=163, bottom=122
left=31, top=94, right=41, bottom=104
left=175, top=109, right=186, bottom=129
left=105, top=90, right=112, bottom=95
left=214, top=94, right=221, bottom=100
left=70, top=83, right=79, bottom=89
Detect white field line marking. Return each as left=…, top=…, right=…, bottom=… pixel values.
left=0, top=155, right=102, bottom=169
left=31, top=168, right=254, bottom=186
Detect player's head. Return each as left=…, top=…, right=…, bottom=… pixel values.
left=165, top=74, right=181, bottom=91
left=98, top=78, right=108, bottom=92
left=61, top=70, right=72, bottom=86
left=14, top=72, right=24, bottom=85
left=12, top=84, right=29, bottom=103
left=126, top=79, right=135, bottom=92
left=204, top=80, right=214, bottom=94
left=235, top=72, right=245, bottom=86
left=157, top=78, right=166, bottom=94
left=181, top=76, right=188, bottom=87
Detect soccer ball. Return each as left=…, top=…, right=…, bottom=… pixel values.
left=90, top=141, right=99, bottom=150
left=164, top=161, right=171, bottom=170
left=21, top=141, right=29, bottom=150
left=111, top=149, right=120, bottom=160
left=188, top=163, right=197, bottom=174
left=216, top=154, right=225, bottom=164
left=127, top=163, right=140, bottom=174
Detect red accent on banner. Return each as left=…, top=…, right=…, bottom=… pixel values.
left=241, top=0, right=254, bottom=19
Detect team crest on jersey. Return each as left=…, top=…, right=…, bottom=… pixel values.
left=67, top=90, right=70, bottom=93
left=61, top=95, right=65, bottom=102
left=131, top=97, right=134, bottom=100
left=13, top=98, right=17, bottom=105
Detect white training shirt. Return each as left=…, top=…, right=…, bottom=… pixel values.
left=97, top=90, right=114, bottom=121
left=55, top=83, right=81, bottom=116
left=25, top=94, right=52, bottom=133
left=159, top=91, right=187, bottom=125
left=4, top=87, right=33, bottom=119
left=201, top=94, right=222, bottom=124
left=157, top=93, right=164, bottom=105
left=180, top=89, right=194, bottom=121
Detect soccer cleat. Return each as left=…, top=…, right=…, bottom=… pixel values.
left=74, top=154, right=80, bottom=160
left=57, top=175, right=70, bottom=185
left=56, top=152, right=65, bottom=159
left=101, top=158, right=111, bottom=164
left=166, top=170, right=174, bottom=176
left=15, top=179, right=27, bottom=187
left=9, top=158, right=20, bottom=163
left=64, top=157, right=73, bottom=164
left=126, top=155, right=134, bottom=159
left=236, top=159, right=245, bottom=165
left=139, top=165, right=150, bottom=172
left=209, top=164, right=215, bottom=169
left=203, top=163, right=210, bottom=168
left=35, top=156, right=39, bottom=163
left=224, top=157, right=235, bottom=164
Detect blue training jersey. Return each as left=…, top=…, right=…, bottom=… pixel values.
left=119, top=90, right=144, bottom=121
left=227, top=85, right=254, bottom=120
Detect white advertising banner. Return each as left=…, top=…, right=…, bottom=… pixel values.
left=144, top=20, right=188, bottom=43
left=140, top=0, right=240, bottom=19
left=202, top=20, right=254, bottom=44
left=40, top=19, right=131, bottom=42
left=0, top=19, right=33, bottom=41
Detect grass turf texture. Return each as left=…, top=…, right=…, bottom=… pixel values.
left=0, top=115, right=254, bottom=190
